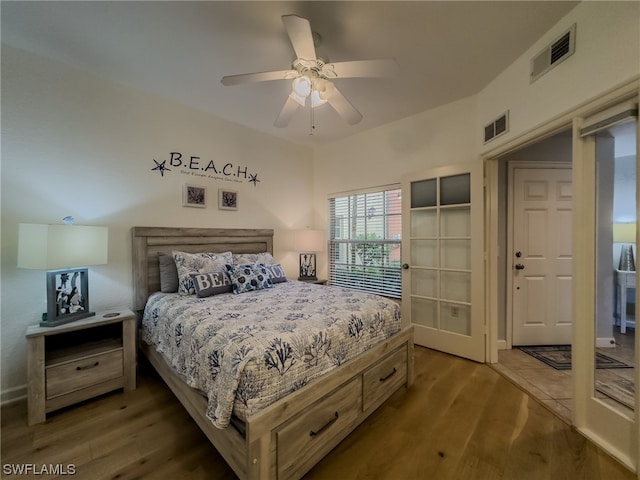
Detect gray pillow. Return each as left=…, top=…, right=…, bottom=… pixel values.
left=190, top=271, right=233, bottom=298
left=262, top=263, right=287, bottom=284
left=158, top=253, right=178, bottom=293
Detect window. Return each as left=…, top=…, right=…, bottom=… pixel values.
left=328, top=186, right=402, bottom=298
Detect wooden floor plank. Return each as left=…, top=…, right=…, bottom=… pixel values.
left=1, top=347, right=635, bottom=480
left=424, top=365, right=500, bottom=479
left=451, top=369, right=528, bottom=478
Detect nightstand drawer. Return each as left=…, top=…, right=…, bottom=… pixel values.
left=46, top=349, right=123, bottom=399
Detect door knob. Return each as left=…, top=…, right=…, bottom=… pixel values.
left=515, top=263, right=525, bottom=270
left=402, top=263, right=410, bottom=269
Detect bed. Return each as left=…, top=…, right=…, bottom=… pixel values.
left=132, top=227, right=414, bottom=480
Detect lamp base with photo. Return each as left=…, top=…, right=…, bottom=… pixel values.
left=42, top=268, right=95, bottom=327
left=298, top=253, right=317, bottom=281
left=618, top=244, right=636, bottom=272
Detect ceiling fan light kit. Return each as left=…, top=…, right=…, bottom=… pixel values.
left=290, top=76, right=311, bottom=106
left=221, top=14, right=398, bottom=131
left=290, top=75, right=332, bottom=108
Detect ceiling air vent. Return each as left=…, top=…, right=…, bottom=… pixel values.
left=484, top=111, right=509, bottom=144
left=530, top=24, right=576, bottom=83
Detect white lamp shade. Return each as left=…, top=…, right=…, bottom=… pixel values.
left=18, top=224, right=108, bottom=270
left=613, top=223, right=636, bottom=243
left=310, top=90, right=328, bottom=108
left=315, top=78, right=335, bottom=101
left=292, top=76, right=311, bottom=98
left=294, top=229, right=325, bottom=253
left=289, top=76, right=312, bottom=107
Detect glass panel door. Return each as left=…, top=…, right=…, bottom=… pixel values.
left=594, top=119, right=637, bottom=417
left=573, top=99, right=638, bottom=468
left=402, top=163, right=484, bottom=362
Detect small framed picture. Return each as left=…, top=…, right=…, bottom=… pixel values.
left=219, top=189, right=238, bottom=210
left=183, top=183, right=206, bottom=208
left=45, top=268, right=92, bottom=326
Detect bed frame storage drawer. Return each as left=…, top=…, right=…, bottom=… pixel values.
left=46, top=349, right=124, bottom=399
left=276, top=376, right=363, bottom=480
left=362, top=344, right=408, bottom=412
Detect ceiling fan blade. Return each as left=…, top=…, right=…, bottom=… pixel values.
left=274, top=96, right=301, bottom=128
left=282, top=14, right=316, bottom=61
left=325, top=59, right=399, bottom=79
left=221, top=70, right=298, bottom=86
left=327, top=86, right=363, bottom=125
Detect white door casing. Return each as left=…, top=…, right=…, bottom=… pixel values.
left=481, top=82, right=639, bottom=470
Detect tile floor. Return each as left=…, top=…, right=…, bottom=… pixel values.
left=492, top=326, right=635, bottom=424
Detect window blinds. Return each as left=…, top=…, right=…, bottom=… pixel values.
left=328, top=187, right=402, bottom=298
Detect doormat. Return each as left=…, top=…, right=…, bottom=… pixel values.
left=518, top=345, right=632, bottom=370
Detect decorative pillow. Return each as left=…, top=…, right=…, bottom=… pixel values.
left=232, top=252, right=276, bottom=265
left=225, top=264, right=273, bottom=294
left=261, top=263, right=287, bottom=284
left=158, top=252, right=179, bottom=293
left=190, top=271, right=233, bottom=298
left=173, top=250, right=233, bottom=295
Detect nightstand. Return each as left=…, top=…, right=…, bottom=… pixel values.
left=615, top=269, right=636, bottom=333
left=299, top=279, right=327, bottom=285
left=26, top=308, right=136, bottom=425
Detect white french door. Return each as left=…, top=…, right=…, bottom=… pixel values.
left=401, top=162, right=484, bottom=362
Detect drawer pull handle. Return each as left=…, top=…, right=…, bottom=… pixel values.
left=380, top=367, right=397, bottom=382
left=310, top=412, right=339, bottom=437
left=76, top=362, right=99, bottom=371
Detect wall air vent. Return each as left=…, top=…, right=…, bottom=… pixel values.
left=530, top=24, right=576, bottom=83
left=484, top=111, right=509, bottom=144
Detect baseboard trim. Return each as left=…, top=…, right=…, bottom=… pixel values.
left=578, top=426, right=634, bottom=473
left=596, top=337, right=616, bottom=348
left=1, top=384, right=27, bottom=407
left=497, top=338, right=615, bottom=350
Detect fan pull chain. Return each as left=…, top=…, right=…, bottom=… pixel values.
left=309, top=102, right=315, bottom=135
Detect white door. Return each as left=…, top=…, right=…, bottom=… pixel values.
left=573, top=101, right=638, bottom=468
left=401, top=163, right=484, bottom=362
left=511, top=167, right=573, bottom=345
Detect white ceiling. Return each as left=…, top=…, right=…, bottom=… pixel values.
left=2, top=1, right=579, bottom=146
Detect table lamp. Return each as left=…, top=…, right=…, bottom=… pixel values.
left=614, top=223, right=636, bottom=271
left=17, top=219, right=108, bottom=326
left=294, top=229, right=324, bottom=281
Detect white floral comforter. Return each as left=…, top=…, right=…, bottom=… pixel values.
left=141, top=281, right=401, bottom=429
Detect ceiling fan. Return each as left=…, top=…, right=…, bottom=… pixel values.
left=221, top=14, right=398, bottom=128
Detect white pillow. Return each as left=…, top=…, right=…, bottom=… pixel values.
left=232, top=252, right=277, bottom=265
left=172, top=250, right=233, bottom=295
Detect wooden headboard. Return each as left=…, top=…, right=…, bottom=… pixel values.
left=132, top=227, right=274, bottom=312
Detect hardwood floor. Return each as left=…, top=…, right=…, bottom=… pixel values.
left=2, top=347, right=634, bottom=480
